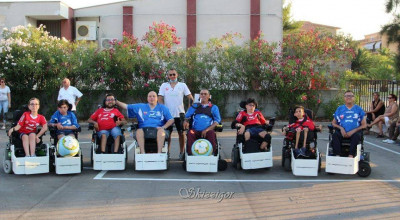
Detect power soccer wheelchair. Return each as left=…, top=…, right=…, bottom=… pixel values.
left=3, top=106, right=50, bottom=175
left=281, top=107, right=322, bottom=176
left=326, top=125, right=371, bottom=177
left=182, top=124, right=228, bottom=173
left=130, top=125, right=170, bottom=171
left=89, top=123, right=127, bottom=171
left=49, top=122, right=82, bottom=175
left=230, top=101, right=276, bottom=170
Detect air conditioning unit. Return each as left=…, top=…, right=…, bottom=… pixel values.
left=100, top=38, right=118, bottom=50
left=76, top=21, right=97, bottom=40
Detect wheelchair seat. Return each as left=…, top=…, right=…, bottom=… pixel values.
left=93, top=133, right=125, bottom=154
left=10, top=130, right=45, bottom=157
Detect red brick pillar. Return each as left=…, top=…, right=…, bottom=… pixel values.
left=187, top=0, right=197, bottom=48
left=60, top=7, right=74, bottom=41
left=123, top=6, right=133, bottom=35
left=250, top=0, right=260, bottom=40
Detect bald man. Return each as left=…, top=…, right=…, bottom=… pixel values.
left=116, top=91, right=174, bottom=154
left=57, top=78, right=83, bottom=114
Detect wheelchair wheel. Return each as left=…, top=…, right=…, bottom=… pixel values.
left=3, top=159, right=12, bottom=174
left=80, top=152, right=83, bottom=172
left=90, top=145, right=94, bottom=167
left=231, top=145, right=240, bottom=169
left=218, top=159, right=228, bottom=171
left=49, top=147, right=55, bottom=172
left=182, top=160, right=186, bottom=171
left=283, top=156, right=291, bottom=171
left=357, top=161, right=371, bottom=177
left=281, top=147, right=286, bottom=167
left=318, top=153, right=322, bottom=173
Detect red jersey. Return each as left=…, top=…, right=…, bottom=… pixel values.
left=288, top=115, right=315, bottom=131
left=90, top=108, right=124, bottom=131
left=236, top=110, right=266, bottom=126
left=18, top=112, right=47, bottom=134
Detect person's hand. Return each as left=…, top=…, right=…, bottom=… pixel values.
left=157, top=126, right=164, bottom=130
left=238, top=125, right=245, bottom=135
left=346, top=130, right=355, bottom=137
left=8, top=128, right=13, bottom=137
left=36, top=136, right=41, bottom=143
left=340, top=127, right=347, bottom=137
left=201, top=129, right=209, bottom=138
left=56, top=123, right=63, bottom=130
left=183, top=121, right=189, bottom=130
left=296, top=127, right=302, bottom=132
left=115, top=118, right=123, bottom=127
left=93, top=122, right=99, bottom=131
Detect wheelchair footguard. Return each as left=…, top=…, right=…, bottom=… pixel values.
left=325, top=143, right=371, bottom=177
left=51, top=147, right=82, bottom=174
left=133, top=140, right=169, bottom=171
left=231, top=142, right=273, bottom=170
left=289, top=148, right=321, bottom=176
left=4, top=144, right=50, bottom=175
left=183, top=139, right=227, bottom=173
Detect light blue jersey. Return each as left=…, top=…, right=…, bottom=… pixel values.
left=334, top=104, right=365, bottom=132
left=127, top=103, right=173, bottom=128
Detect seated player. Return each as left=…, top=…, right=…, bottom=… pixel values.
left=49, top=99, right=80, bottom=139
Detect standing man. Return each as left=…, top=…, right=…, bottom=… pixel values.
left=57, top=78, right=83, bottom=115
left=331, top=90, right=366, bottom=158
left=158, top=69, right=193, bottom=160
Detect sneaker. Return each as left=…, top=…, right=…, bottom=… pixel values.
left=376, top=134, right=385, bottom=138
left=383, top=139, right=391, bottom=143
left=387, top=140, right=396, bottom=144
left=179, top=152, right=184, bottom=161
left=299, top=147, right=307, bottom=156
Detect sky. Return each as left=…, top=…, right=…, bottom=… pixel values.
left=290, top=0, right=394, bottom=40
left=2, top=0, right=396, bottom=40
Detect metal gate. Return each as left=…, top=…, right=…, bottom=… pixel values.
left=348, top=80, right=399, bottom=111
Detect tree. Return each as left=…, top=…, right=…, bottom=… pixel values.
left=283, top=0, right=302, bottom=34
left=381, top=0, right=400, bottom=74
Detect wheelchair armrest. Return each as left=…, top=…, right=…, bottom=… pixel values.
left=314, top=127, right=322, bottom=133
left=76, top=127, right=82, bottom=132
left=215, top=124, right=224, bottom=132
left=263, top=124, right=274, bottom=132
left=88, top=123, right=94, bottom=130
left=268, top=117, right=276, bottom=126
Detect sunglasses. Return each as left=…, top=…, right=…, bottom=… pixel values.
left=388, top=97, right=393, bottom=99
left=169, top=74, right=176, bottom=76
left=106, top=98, right=116, bottom=101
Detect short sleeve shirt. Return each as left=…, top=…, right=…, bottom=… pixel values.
left=50, top=110, right=80, bottom=133
left=127, top=103, right=173, bottom=128
left=0, top=86, right=10, bottom=101
left=18, top=112, right=47, bottom=134
left=57, top=86, right=83, bottom=111
left=236, top=110, right=266, bottom=126
left=185, top=104, right=221, bottom=131
left=158, top=82, right=191, bottom=117
left=90, top=108, right=124, bottom=131
left=334, top=104, right=365, bottom=132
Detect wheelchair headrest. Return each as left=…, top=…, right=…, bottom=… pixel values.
left=288, top=107, right=314, bottom=123
left=239, top=101, right=247, bottom=109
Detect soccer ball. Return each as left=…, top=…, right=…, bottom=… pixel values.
left=57, top=136, right=80, bottom=157
left=192, top=139, right=213, bottom=156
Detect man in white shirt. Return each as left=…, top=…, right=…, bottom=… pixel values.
left=57, top=78, right=83, bottom=114
left=158, top=69, right=193, bottom=160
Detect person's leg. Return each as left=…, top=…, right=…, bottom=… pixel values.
left=28, top=133, right=37, bottom=156
left=349, top=131, right=362, bottom=158
left=178, top=131, right=185, bottom=153
left=378, top=121, right=383, bottom=135
left=136, top=129, right=145, bottom=154
left=302, top=127, right=309, bottom=148
left=186, top=130, right=197, bottom=155
left=258, top=131, right=270, bottom=150
left=205, top=130, right=217, bottom=153
left=111, top=126, right=122, bottom=153
left=295, top=129, right=301, bottom=149
left=244, top=131, right=251, bottom=141
left=157, top=128, right=166, bottom=153
left=97, top=130, right=109, bottom=153
left=57, top=133, right=65, bottom=140
left=21, top=134, right=30, bottom=157
left=332, top=129, right=343, bottom=156
left=166, top=125, right=173, bottom=153
left=388, top=122, right=396, bottom=140
left=0, top=100, right=6, bottom=128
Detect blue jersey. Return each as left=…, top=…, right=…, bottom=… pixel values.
left=49, top=110, right=80, bottom=133
left=185, top=103, right=221, bottom=131
left=127, top=103, right=173, bottom=128
left=334, top=104, right=365, bottom=132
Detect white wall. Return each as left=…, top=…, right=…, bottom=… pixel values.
left=261, top=0, right=283, bottom=43
left=0, top=2, right=68, bottom=38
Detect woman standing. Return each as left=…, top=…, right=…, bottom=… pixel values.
left=0, top=78, right=11, bottom=129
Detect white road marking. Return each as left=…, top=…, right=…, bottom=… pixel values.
left=95, top=177, right=400, bottom=183
left=365, top=140, right=400, bottom=155
left=93, top=170, right=107, bottom=179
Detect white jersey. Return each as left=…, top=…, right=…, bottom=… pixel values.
left=158, top=82, right=191, bottom=118
left=0, top=86, right=10, bottom=101
left=57, top=86, right=83, bottom=111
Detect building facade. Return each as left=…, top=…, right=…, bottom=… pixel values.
left=0, top=0, right=283, bottom=49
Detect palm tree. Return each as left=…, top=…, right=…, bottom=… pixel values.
left=381, top=0, right=400, bottom=74
left=385, top=0, right=400, bottom=13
